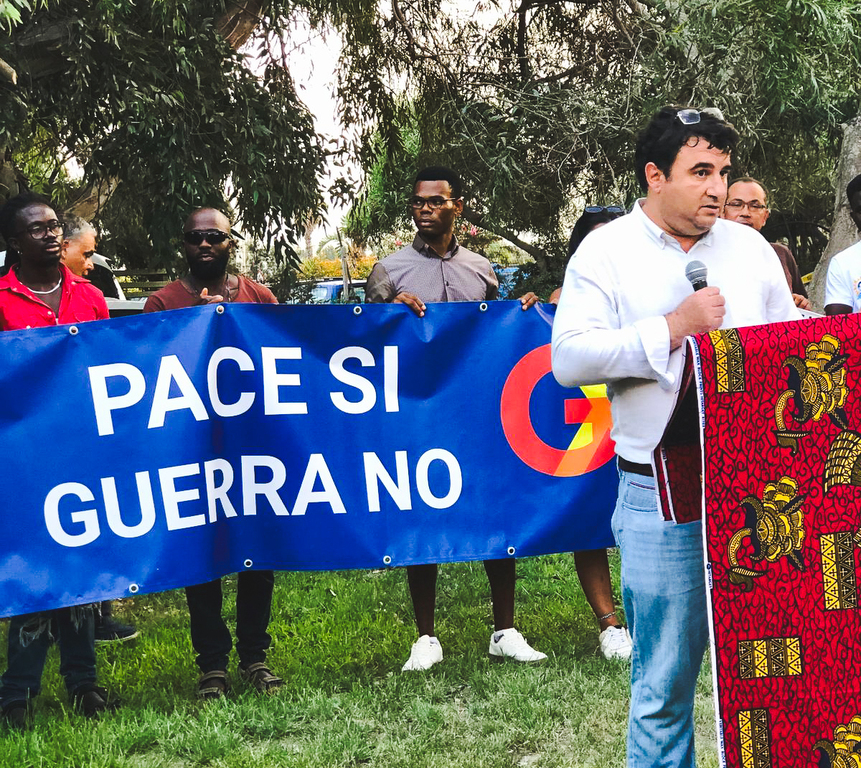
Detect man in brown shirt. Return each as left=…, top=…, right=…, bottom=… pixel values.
left=367, top=166, right=544, bottom=671
left=722, top=177, right=810, bottom=308
left=144, top=208, right=281, bottom=699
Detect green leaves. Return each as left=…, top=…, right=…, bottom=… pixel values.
left=2, top=0, right=325, bottom=268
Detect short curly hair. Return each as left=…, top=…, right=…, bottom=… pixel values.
left=0, top=191, right=56, bottom=274
left=414, top=166, right=462, bottom=199
left=634, top=106, right=739, bottom=191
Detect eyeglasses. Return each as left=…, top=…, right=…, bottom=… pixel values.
left=17, top=220, right=64, bottom=239
left=725, top=200, right=767, bottom=211
left=675, top=107, right=726, bottom=125
left=183, top=229, right=231, bottom=245
left=585, top=205, right=625, bottom=214
left=409, top=196, right=460, bottom=211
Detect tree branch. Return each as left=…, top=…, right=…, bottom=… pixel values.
left=461, top=207, right=548, bottom=269
left=0, top=57, right=16, bottom=85
left=516, top=1, right=530, bottom=81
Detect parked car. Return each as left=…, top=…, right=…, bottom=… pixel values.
left=494, top=265, right=522, bottom=299
left=309, top=279, right=367, bottom=304
left=88, top=255, right=148, bottom=317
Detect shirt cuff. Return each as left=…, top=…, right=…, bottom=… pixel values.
left=634, top=315, right=675, bottom=389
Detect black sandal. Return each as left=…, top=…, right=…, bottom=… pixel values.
left=197, top=670, right=228, bottom=701
left=239, top=662, right=283, bottom=693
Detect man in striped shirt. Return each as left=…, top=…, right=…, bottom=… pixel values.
left=367, top=166, right=544, bottom=672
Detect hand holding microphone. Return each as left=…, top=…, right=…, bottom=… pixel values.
left=665, top=260, right=725, bottom=349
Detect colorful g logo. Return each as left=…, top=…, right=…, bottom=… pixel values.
left=500, top=344, right=614, bottom=476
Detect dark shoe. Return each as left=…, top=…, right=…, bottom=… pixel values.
left=239, top=662, right=283, bottom=693
left=71, top=684, right=120, bottom=718
left=94, top=616, right=139, bottom=644
left=197, top=670, right=228, bottom=701
left=2, top=702, right=29, bottom=731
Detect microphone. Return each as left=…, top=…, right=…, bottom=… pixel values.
left=685, top=260, right=708, bottom=292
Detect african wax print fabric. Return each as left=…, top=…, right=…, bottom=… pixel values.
left=658, top=314, right=861, bottom=768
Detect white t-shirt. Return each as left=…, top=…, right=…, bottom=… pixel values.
left=551, top=201, right=800, bottom=464
left=824, top=241, right=861, bottom=312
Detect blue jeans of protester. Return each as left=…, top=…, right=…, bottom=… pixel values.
left=0, top=607, right=97, bottom=708
left=611, top=470, right=709, bottom=768
left=185, top=570, right=275, bottom=674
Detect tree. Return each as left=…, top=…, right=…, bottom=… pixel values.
left=3, top=0, right=859, bottom=290
left=338, top=0, right=861, bottom=294
left=0, top=0, right=326, bottom=269
left=809, top=116, right=861, bottom=308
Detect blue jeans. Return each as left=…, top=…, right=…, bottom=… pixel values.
left=611, top=470, right=709, bottom=768
left=0, top=607, right=97, bottom=708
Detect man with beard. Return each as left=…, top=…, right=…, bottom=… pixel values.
left=144, top=208, right=276, bottom=310
left=0, top=192, right=116, bottom=727
left=144, top=208, right=281, bottom=699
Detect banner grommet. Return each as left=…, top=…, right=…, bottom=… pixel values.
left=507, top=546, right=516, bottom=556
left=353, top=306, right=362, bottom=316
left=216, top=305, right=225, bottom=315
left=479, top=303, right=488, bottom=312
left=243, top=559, right=253, bottom=568
left=382, top=555, right=392, bottom=565
left=69, top=326, right=79, bottom=335
left=128, top=583, right=139, bottom=594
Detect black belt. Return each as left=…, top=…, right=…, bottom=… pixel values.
left=618, top=457, right=653, bottom=477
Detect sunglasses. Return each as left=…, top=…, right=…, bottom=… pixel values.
left=585, top=205, right=625, bottom=215
left=183, top=229, right=231, bottom=246
left=675, top=107, right=726, bottom=125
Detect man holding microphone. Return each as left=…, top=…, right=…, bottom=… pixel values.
left=552, top=107, right=798, bottom=768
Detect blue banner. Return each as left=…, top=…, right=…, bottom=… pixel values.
left=0, top=301, right=617, bottom=617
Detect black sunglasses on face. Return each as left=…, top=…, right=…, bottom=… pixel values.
left=584, top=205, right=625, bottom=215
left=184, top=229, right=230, bottom=246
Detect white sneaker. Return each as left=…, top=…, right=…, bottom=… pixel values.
left=402, top=635, right=443, bottom=671
left=488, top=628, right=547, bottom=662
left=599, top=625, right=633, bottom=660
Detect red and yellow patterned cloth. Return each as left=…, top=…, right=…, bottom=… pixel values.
left=657, top=314, right=861, bottom=768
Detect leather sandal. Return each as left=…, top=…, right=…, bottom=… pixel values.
left=197, top=670, right=228, bottom=701
left=239, top=662, right=283, bottom=693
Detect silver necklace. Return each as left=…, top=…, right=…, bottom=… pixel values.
left=28, top=279, right=62, bottom=295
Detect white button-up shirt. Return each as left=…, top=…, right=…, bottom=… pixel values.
left=551, top=201, right=800, bottom=463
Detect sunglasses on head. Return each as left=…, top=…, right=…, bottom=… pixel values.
left=183, top=229, right=230, bottom=246
left=675, top=107, right=725, bottom=125
left=585, top=205, right=625, bottom=214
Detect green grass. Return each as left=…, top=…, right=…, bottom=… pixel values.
left=0, top=553, right=719, bottom=767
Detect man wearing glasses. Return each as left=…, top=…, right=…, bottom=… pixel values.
left=144, top=208, right=276, bottom=311
left=367, top=166, right=544, bottom=671
left=552, top=108, right=798, bottom=768
left=722, top=177, right=810, bottom=309
left=0, top=193, right=114, bottom=727
left=144, top=208, right=282, bottom=700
